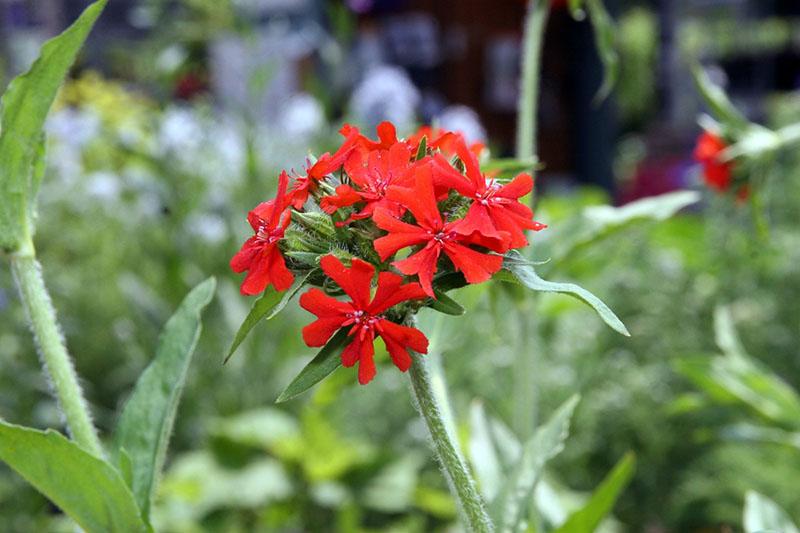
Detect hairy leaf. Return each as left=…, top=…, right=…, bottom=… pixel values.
left=226, top=272, right=311, bottom=363
left=276, top=328, right=350, bottom=402
left=492, top=394, right=580, bottom=532
left=502, top=251, right=629, bottom=336
left=113, top=277, right=216, bottom=521
left=428, top=289, right=466, bottom=316
left=0, top=0, right=107, bottom=251
left=692, top=64, right=749, bottom=133
left=0, top=421, right=146, bottom=533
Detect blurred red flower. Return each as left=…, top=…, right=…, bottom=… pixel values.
left=694, top=130, right=733, bottom=192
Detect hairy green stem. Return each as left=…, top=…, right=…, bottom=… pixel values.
left=409, top=355, right=493, bottom=532
left=10, top=252, right=104, bottom=457
left=516, top=0, right=550, bottom=167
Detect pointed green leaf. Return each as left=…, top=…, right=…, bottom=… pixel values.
left=743, top=491, right=800, bottom=533
left=0, top=421, right=146, bottom=533
left=0, top=0, right=107, bottom=252
left=113, top=277, right=216, bottom=522
left=416, top=135, right=428, bottom=160
left=226, top=273, right=311, bottom=363
left=502, top=251, right=629, bottom=336
left=428, top=289, right=466, bottom=316
left=552, top=452, right=636, bottom=533
left=492, top=395, right=580, bottom=532
left=692, top=64, right=749, bottom=132
left=276, top=328, right=351, bottom=403
left=586, top=0, right=619, bottom=103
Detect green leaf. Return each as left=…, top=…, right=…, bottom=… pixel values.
left=225, top=273, right=311, bottom=363
left=113, top=277, right=216, bottom=522
left=480, top=157, right=541, bottom=175
left=416, top=135, right=428, bottom=160
left=501, top=251, right=629, bottom=336
left=468, top=401, right=504, bottom=502
left=428, top=289, right=466, bottom=316
left=586, top=0, right=619, bottom=103
left=492, top=394, right=580, bottom=532
left=551, top=190, right=700, bottom=269
left=743, top=491, right=800, bottom=533
left=552, top=452, right=636, bottom=533
left=0, top=421, right=146, bottom=533
left=0, top=0, right=107, bottom=252
left=276, top=328, right=351, bottom=403
left=692, top=64, right=749, bottom=132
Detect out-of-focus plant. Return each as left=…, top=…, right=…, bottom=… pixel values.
left=0, top=3, right=216, bottom=532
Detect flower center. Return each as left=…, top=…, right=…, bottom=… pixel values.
left=255, top=222, right=283, bottom=244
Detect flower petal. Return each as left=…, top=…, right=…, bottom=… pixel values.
left=320, top=255, right=374, bottom=309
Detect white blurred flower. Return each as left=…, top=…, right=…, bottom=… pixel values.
left=186, top=212, right=228, bottom=244
left=434, top=105, right=487, bottom=145
left=85, top=171, right=121, bottom=202
left=159, top=106, right=204, bottom=154
left=349, top=65, right=420, bottom=134
left=279, top=93, right=325, bottom=140
left=47, top=108, right=101, bottom=148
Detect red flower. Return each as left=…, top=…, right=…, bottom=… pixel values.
left=231, top=171, right=294, bottom=295
left=340, top=121, right=400, bottom=153
left=694, top=130, right=733, bottom=191
left=320, top=142, right=416, bottom=223
left=299, top=255, right=429, bottom=384
left=373, top=164, right=505, bottom=297
left=289, top=128, right=361, bottom=209
left=407, top=126, right=485, bottom=158
left=433, top=137, right=546, bottom=249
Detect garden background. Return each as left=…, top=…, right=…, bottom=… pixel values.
left=1, top=1, right=800, bottom=531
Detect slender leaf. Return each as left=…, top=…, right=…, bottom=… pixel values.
left=586, top=0, right=619, bottom=103
left=551, top=191, right=700, bottom=269
left=502, top=251, right=629, bottom=336
left=226, top=273, right=311, bottom=363
left=428, top=289, right=466, bottom=316
left=276, top=328, right=350, bottom=402
left=692, top=64, right=749, bottom=132
left=113, top=277, right=216, bottom=522
left=713, top=305, right=747, bottom=358
left=469, top=401, right=504, bottom=501
left=0, top=421, right=146, bottom=533
left=552, top=452, right=636, bottom=533
left=0, top=0, right=107, bottom=251
left=743, top=491, right=800, bottom=533
left=416, top=135, right=428, bottom=160
left=492, top=395, right=580, bottom=532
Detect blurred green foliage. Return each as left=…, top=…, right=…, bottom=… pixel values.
left=2, top=53, right=800, bottom=531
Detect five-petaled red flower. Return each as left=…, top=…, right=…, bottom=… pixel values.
left=374, top=163, right=505, bottom=297
left=694, top=130, right=733, bottom=192
left=231, top=171, right=294, bottom=295
left=321, top=142, right=416, bottom=223
left=300, top=255, right=429, bottom=384
left=434, top=137, right=546, bottom=249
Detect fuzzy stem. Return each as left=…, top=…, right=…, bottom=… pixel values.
left=10, top=252, right=104, bottom=457
left=516, top=0, right=550, bottom=167
left=409, top=354, right=493, bottom=532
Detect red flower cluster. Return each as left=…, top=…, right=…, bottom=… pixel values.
left=694, top=130, right=732, bottom=192
left=231, top=121, right=545, bottom=383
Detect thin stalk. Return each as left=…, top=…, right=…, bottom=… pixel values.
left=10, top=252, right=104, bottom=457
left=409, top=355, right=493, bottom=532
left=516, top=0, right=551, bottom=170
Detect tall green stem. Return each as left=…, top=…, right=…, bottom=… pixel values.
left=409, top=355, right=493, bottom=532
left=516, top=0, right=551, bottom=167
left=10, top=252, right=103, bottom=457
left=513, top=0, right=550, bottom=440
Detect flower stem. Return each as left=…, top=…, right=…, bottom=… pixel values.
left=10, top=252, right=104, bottom=457
left=516, top=0, right=551, bottom=169
left=409, top=355, right=493, bottom=533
